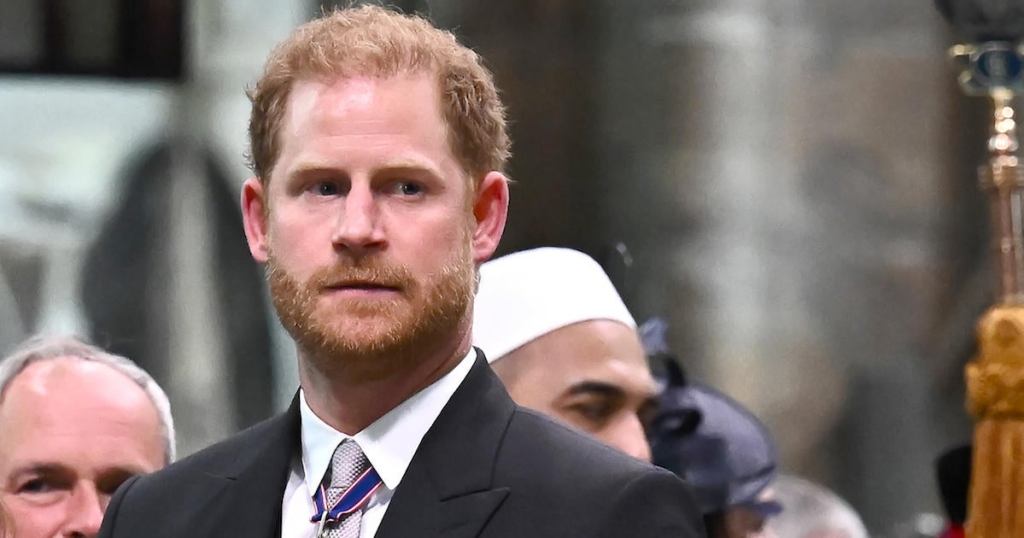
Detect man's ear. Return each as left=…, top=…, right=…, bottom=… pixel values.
left=241, top=177, right=270, bottom=263
left=470, top=171, right=509, bottom=264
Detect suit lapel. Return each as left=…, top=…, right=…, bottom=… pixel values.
left=376, top=351, right=514, bottom=538
left=201, top=396, right=301, bottom=538
left=186, top=355, right=514, bottom=538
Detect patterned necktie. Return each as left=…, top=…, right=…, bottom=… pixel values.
left=318, top=440, right=371, bottom=538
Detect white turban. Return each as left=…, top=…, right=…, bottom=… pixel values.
left=472, top=247, right=636, bottom=363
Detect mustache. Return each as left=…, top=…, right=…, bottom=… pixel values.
left=307, top=260, right=414, bottom=291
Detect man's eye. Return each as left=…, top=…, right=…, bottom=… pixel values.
left=312, top=182, right=340, bottom=196
left=15, top=476, right=67, bottom=505
left=567, top=401, right=615, bottom=425
left=395, top=182, right=422, bottom=196
left=18, top=478, right=56, bottom=495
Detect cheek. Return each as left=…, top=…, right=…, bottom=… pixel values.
left=270, top=210, right=327, bottom=244
left=391, top=214, right=470, bottom=259
left=6, top=498, right=62, bottom=535
left=268, top=217, right=332, bottom=267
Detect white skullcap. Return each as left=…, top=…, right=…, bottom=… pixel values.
left=473, top=247, right=636, bottom=363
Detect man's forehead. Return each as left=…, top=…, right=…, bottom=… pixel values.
left=274, top=72, right=457, bottom=185
left=0, top=358, right=165, bottom=472
left=285, top=73, right=439, bottom=130
left=0, top=358, right=154, bottom=424
left=4, top=357, right=134, bottom=398
left=545, top=320, right=650, bottom=365
left=564, top=359, right=659, bottom=399
left=517, top=321, right=658, bottom=394
left=291, top=76, right=380, bottom=112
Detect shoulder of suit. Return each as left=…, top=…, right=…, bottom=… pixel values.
left=127, top=410, right=291, bottom=492
left=497, top=406, right=703, bottom=537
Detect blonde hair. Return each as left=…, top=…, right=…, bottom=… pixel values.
left=247, top=5, right=510, bottom=184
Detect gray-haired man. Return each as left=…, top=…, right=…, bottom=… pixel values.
left=0, top=335, right=175, bottom=538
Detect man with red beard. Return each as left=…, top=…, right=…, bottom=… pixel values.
left=98, top=6, right=703, bottom=538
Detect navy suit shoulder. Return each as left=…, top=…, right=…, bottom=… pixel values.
left=99, top=408, right=298, bottom=538
left=486, top=406, right=704, bottom=537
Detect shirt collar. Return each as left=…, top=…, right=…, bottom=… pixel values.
left=299, top=349, right=476, bottom=495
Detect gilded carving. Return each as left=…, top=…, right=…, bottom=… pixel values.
left=968, top=308, right=1024, bottom=418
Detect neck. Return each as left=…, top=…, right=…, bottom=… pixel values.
left=298, top=329, right=472, bottom=435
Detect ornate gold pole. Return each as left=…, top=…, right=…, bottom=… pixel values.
left=948, top=39, right=1024, bottom=538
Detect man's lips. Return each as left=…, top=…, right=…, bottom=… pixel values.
left=322, top=281, right=402, bottom=293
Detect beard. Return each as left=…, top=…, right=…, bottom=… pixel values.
left=267, top=239, right=475, bottom=380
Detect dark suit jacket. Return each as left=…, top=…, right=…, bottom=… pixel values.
left=98, top=354, right=705, bottom=537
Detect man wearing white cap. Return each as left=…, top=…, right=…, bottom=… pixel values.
left=474, top=247, right=659, bottom=461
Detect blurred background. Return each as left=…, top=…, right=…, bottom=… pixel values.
left=0, top=0, right=996, bottom=535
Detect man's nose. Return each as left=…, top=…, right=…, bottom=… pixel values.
left=62, top=484, right=105, bottom=537
left=331, top=184, right=386, bottom=255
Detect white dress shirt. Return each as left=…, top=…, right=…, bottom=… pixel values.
left=281, top=350, right=475, bottom=538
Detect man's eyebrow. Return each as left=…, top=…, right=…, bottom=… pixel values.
left=95, top=467, right=147, bottom=491
left=287, top=161, right=444, bottom=180
left=284, top=165, right=349, bottom=184
left=11, top=462, right=65, bottom=473
left=565, top=381, right=626, bottom=399
left=289, top=165, right=341, bottom=178
left=376, top=163, right=443, bottom=178
left=6, top=462, right=72, bottom=481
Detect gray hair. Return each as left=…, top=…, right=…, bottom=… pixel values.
left=765, top=474, right=869, bottom=538
left=0, top=334, right=176, bottom=464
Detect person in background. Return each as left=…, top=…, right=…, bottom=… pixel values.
left=934, top=444, right=971, bottom=538
left=0, top=335, right=175, bottom=538
left=649, top=359, right=782, bottom=538
left=473, top=247, right=660, bottom=461
left=763, top=474, right=869, bottom=538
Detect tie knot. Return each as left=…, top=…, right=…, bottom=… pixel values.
left=327, top=439, right=370, bottom=490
